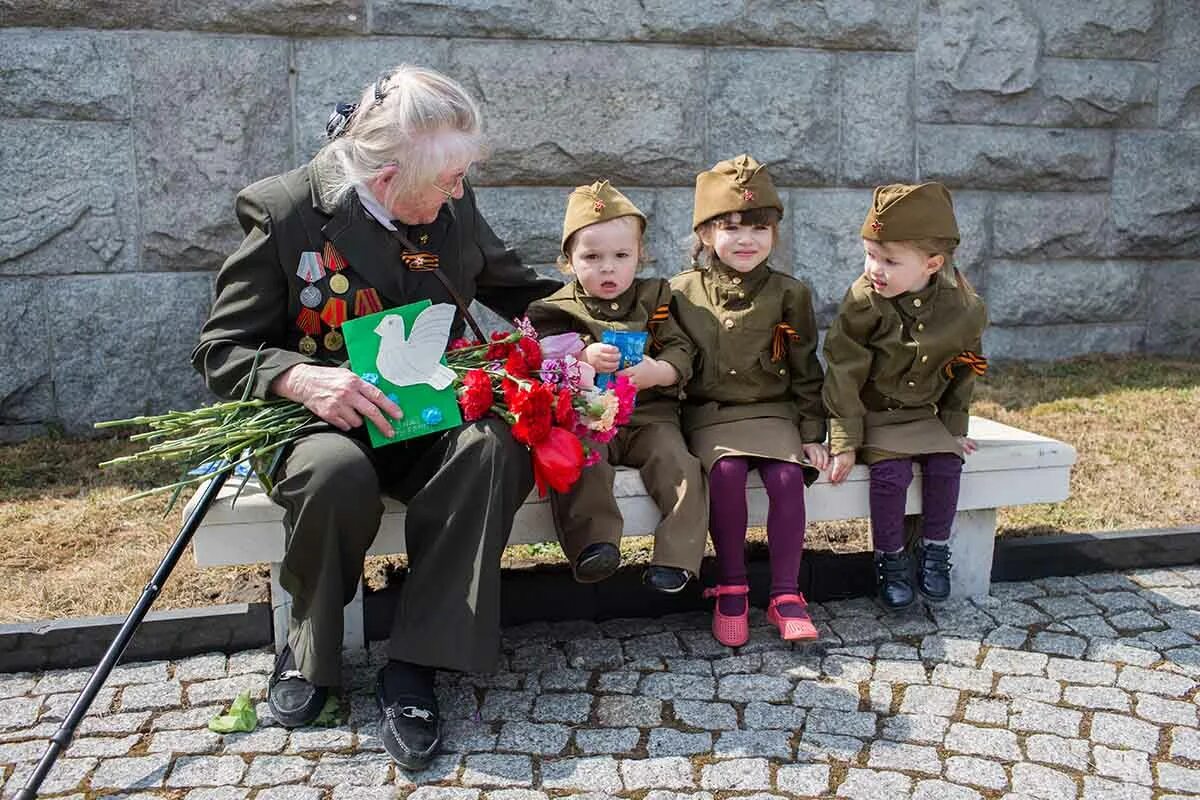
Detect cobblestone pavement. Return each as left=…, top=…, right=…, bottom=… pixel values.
left=3, top=568, right=1200, bottom=799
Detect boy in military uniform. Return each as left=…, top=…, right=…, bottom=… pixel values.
left=823, top=182, right=989, bottom=610
left=671, top=155, right=829, bottom=646
left=526, top=181, right=706, bottom=594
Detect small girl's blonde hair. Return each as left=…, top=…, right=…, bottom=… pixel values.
left=556, top=215, right=649, bottom=273
left=907, top=237, right=975, bottom=296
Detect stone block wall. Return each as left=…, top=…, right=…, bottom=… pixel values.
left=1, top=0, right=1197, bottom=437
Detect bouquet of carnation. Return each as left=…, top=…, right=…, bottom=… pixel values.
left=97, top=320, right=636, bottom=507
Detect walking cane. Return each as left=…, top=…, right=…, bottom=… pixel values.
left=14, top=469, right=231, bottom=800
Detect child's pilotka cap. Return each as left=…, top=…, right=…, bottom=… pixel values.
left=862, top=182, right=960, bottom=244
left=561, top=180, right=646, bottom=255
left=692, top=154, right=784, bottom=230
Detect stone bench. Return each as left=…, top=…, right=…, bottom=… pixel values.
left=188, top=416, right=1077, bottom=653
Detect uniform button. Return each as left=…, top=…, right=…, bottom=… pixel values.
left=907, top=380, right=916, bottom=387
left=917, top=322, right=925, bottom=331
left=724, top=318, right=735, bottom=329
left=921, top=355, right=929, bottom=363
left=729, top=369, right=737, bottom=376
left=732, top=277, right=742, bottom=285
left=913, top=298, right=922, bottom=308
left=610, top=302, right=619, bottom=310
left=778, top=368, right=786, bottom=375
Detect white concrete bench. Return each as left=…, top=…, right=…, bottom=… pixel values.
left=188, top=416, right=1076, bottom=653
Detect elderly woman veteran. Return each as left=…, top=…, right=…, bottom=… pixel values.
left=192, top=66, right=560, bottom=768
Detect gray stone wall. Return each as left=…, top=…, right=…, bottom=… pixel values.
left=1, top=0, right=1197, bottom=438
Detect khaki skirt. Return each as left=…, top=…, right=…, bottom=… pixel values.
left=861, top=406, right=962, bottom=465
left=688, top=416, right=819, bottom=486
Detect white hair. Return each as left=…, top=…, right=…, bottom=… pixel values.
left=315, top=65, right=484, bottom=210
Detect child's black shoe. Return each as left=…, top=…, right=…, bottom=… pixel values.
left=643, top=566, right=691, bottom=594
left=574, top=542, right=620, bottom=583
left=874, top=551, right=915, bottom=611
left=916, top=542, right=952, bottom=601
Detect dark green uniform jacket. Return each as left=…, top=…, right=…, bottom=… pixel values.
left=670, top=261, right=826, bottom=443
left=192, top=156, right=560, bottom=400
left=822, top=268, right=989, bottom=458
left=526, top=278, right=695, bottom=427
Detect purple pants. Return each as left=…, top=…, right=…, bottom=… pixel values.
left=869, top=453, right=963, bottom=553
left=708, top=456, right=808, bottom=605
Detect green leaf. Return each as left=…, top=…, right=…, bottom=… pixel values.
left=312, top=694, right=341, bottom=727
left=207, top=691, right=258, bottom=733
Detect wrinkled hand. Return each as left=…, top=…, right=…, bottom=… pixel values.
left=803, top=443, right=830, bottom=472
left=617, top=356, right=678, bottom=391
left=957, top=435, right=978, bottom=455
left=583, top=342, right=621, bottom=373
left=829, top=451, right=856, bottom=484
left=271, top=364, right=403, bottom=436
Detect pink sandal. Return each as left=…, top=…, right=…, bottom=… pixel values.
left=702, top=584, right=750, bottom=647
left=767, top=593, right=819, bottom=641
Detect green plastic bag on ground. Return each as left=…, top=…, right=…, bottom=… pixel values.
left=208, top=691, right=258, bottom=734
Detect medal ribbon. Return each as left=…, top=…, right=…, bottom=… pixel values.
left=647, top=303, right=670, bottom=348
left=354, top=288, right=383, bottom=317
left=296, top=251, right=326, bottom=282
left=943, top=350, right=988, bottom=378
left=401, top=251, right=439, bottom=272
left=296, top=308, right=322, bottom=335
left=320, top=298, right=348, bottom=328
left=323, top=241, right=347, bottom=272
left=771, top=322, right=801, bottom=363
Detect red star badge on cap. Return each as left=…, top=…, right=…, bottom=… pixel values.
left=871, top=220, right=884, bottom=233
left=593, top=199, right=605, bottom=213
left=742, top=189, right=755, bottom=202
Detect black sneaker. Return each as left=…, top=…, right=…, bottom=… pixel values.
left=643, top=565, right=691, bottom=594
left=916, top=542, right=952, bottom=602
left=574, top=542, right=620, bottom=583
left=874, top=551, right=915, bottom=611
left=268, top=645, right=329, bottom=729
left=377, top=661, right=441, bottom=771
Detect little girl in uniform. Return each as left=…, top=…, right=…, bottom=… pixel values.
left=526, top=181, right=707, bottom=594
left=823, top=182, right=988, bottom=610
left=671, top=155, right=829, bottom=646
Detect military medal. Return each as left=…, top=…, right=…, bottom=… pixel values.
left=299, top=284, right=323, bottom=308
left=296, top=251, right=327, bottom=309
left=323, top=241, right=350, bottom=295
left=354, top=288, right=383, bottom=316
left=329, top=273, right=350, bottom=294
left=418, top=232, right=429, bottom=245
left=295, top=307, right=322, bottom=356
left=320, top=298, right=347, bottom=352
left=299, top=336, right=318, bottom=355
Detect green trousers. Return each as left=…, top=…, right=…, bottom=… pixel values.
left=550, top=422, right=708, bottom=575
left=269, top=417, right=533, bottom=686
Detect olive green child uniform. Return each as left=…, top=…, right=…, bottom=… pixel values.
left=525, top=181, right=708, bottom=578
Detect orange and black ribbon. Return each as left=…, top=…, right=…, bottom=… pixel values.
left=354, top=288, right=382, bottom=317
left=401, top=251, right=439, bottom=272
left=320, top=298, right=347, bottom=328
left=771, top=322, right=801, bottom=362
left=647, top=303, right=670, bottom=348
left=295, top=308, right=321, bottom=335
left=943, top=350, right=988, bottom=378
left=323, top=241, right=347, bottom=272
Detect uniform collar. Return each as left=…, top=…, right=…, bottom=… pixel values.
left=573, top=279, right=638, bottom=320
left=891, top=268, right=952, bottom=319
left=710, top=258, right=770, bottom=291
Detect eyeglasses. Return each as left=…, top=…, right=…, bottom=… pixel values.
left=431, top=166, right=471, bottom=199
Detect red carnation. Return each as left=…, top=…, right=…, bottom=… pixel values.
left=531, top=426, right=585, bottom=496
left=504, top=349, right=531, bottom=379
left=516, top=336, right=542, bottom=370
left=554, top=387, right=576, bottom=428
left=613, top=375, right=637, bottom=426
left=458, top=369, right=494, bottom=421
left=448, top=337, right=478, bottom=351
left=486, top=330, right=514, bottom=361
left=510, top=382, right=555, bottom=446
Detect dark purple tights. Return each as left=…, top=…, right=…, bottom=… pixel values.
left=868, top=453, right=964, bottom=552
left=708, top=456, right=808, bottom=616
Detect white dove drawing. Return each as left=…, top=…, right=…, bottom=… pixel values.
left=373, top=304, right=457, bottom=390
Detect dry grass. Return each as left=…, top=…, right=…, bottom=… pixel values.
left=1, top=354, right=1197, bottom=622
